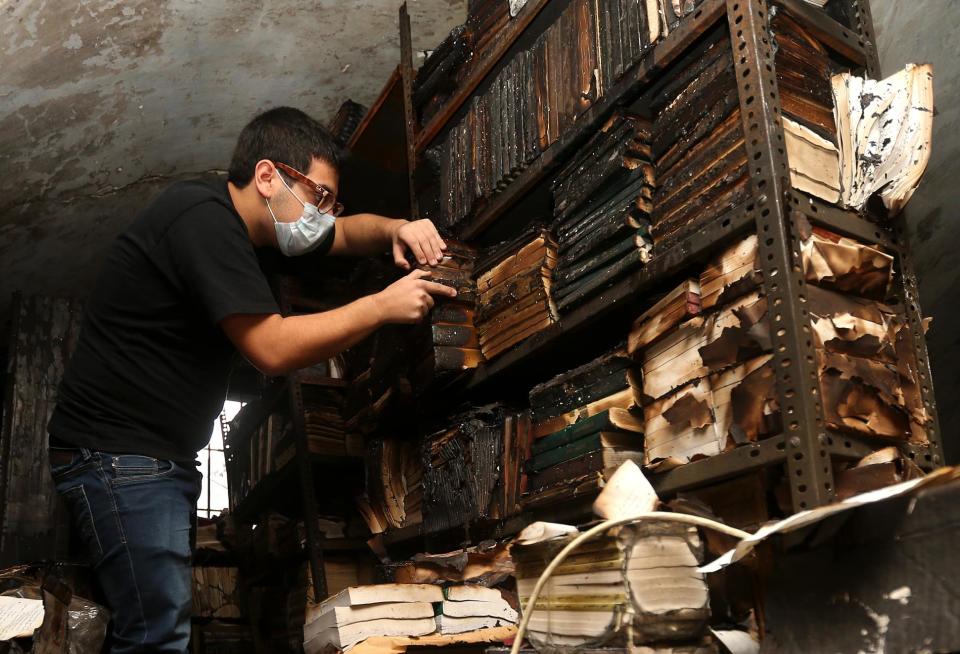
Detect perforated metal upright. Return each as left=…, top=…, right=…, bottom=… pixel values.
left=722, top=0, right=943, bottom=511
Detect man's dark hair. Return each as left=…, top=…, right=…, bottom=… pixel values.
left=228, top=107, right=342, bottom=187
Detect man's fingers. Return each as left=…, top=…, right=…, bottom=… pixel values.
left=421, top=280, right=458, bottom=297
left=408, top=268, right=432, bottom=280
left=392, top=242, right=410, bottom=270
left=408, top=239, right=427, bottom=265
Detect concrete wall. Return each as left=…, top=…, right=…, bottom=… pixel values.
left=872, top=0, right=960, bottom=461
left=0, top=0, right=465, bottom=325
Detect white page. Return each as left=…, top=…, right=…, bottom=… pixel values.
left=0, top=596, right=44, bottom=640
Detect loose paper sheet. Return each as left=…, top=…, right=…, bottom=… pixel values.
left=592, top=460, right=659, bottom=520
left=515, top=522, right=578, bottom=545
left=701, top=466, right=960, bottom=573
left=0, top=596, right=44, bottom=640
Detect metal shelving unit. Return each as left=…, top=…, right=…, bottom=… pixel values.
left=396, top=0, right=944, bottom=528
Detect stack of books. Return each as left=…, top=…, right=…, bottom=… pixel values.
left=421, top=405, right=506, bottom=534
left=410, top=241, right=484, bottom=391
left=303, top=584, right=443, bottom=653
left=301, top=583, right=519, bottom=652
left=436, top=585, right=519, bottom=635
left=648, top=31, right=747, bottom=246
left=413, top=24, right=475, bottom=124
left=512, top=520, right=710, bottom=648
left=475, top=228, right=559, bottom=360
left=550, top=112, right=655, bottom=312
left=522, top=348, right=644, bottom=508
left=629, top=230, right=929, bottom=469
left=357, top=437, right=423, bottom=534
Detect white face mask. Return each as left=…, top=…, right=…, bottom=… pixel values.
left=266, top=173, right=336, bottom=257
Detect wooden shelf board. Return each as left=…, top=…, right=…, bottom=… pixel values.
left=348, top=66, right=401, bottom=151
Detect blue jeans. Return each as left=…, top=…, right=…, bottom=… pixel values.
left=49, top=446, right=201, bottom=653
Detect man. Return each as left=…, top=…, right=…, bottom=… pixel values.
left=46, top=107, right=455, bottom=652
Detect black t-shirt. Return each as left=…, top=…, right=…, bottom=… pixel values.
left=48, top=178, right=322, bottom=463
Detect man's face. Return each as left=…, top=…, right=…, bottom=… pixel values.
left=271, top=157, right=340, bottom=223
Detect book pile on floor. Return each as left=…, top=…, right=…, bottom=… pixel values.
left=436, top=585, right=519, bottom=634
left=522, top=347, right=644, bottom=509
left=410, top=241, right=484, bottom=391
left=550, top=112, right=655, bottom=312
left=628, top=229, right=931, bottom=469
left=512, top=519, right=710, bottom=649
left=475, top=228, right=559, bottom=359
left=302, top=584, right=519, bottom=652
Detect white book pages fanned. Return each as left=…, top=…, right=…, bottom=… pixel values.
left=832, top=63, right=934, bottom=215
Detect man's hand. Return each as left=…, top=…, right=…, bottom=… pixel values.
left=392, top=219, right=447, bottom=269
left=374, top=269, right=458, bottom=323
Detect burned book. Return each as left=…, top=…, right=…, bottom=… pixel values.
left=421, top=405, right=505, bottom=533
left=469, top=0, right=511, bottom=59
left=409, top=241, right=484, bottom=391
left=512, top=521, right=710, bottom=648
left=771, top=9, right=837, bottom=138
left=529, top=346, right=636, bottom=425
left=360, top=437, right=423, bottom=534
left=327, top=99, right=367, bottom=147
left=414, top=24, right=475, bottom=124
left=628, top=279, right=702, bottom=354
left=475, top=228, right=559, bottom=360
left=649, top=32, right=749, bottom=246
left=550, top=114, right=655, bottom=311
left=833, top=63, right=934, bottom=215
left=635, top=233, right=926, bottom=467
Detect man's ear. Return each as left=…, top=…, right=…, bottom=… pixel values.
left=253, top=160, right=277, bottom=199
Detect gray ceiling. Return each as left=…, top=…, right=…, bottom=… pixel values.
left=0, top=0, right=465, bottom=326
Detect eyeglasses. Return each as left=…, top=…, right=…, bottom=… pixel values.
left=274, top=161, right=344, bottom=217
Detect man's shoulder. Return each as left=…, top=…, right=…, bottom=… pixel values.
left=131, top=178, right=243, bottom=242
left=156, top=178, right=235, bottom=219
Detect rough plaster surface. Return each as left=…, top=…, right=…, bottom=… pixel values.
left=872, top=0, right=960, bottom=461
left=0, top=0, right=464, bottom=324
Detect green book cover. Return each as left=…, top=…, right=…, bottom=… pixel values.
left=531, top=411, right=615, bottom=456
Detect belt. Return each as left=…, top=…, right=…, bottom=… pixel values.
left=49, top=448, right=82, bottom=467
